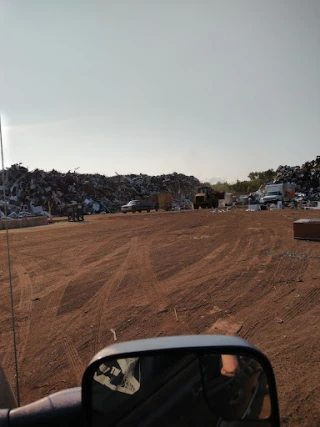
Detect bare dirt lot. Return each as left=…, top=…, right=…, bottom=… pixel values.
left=0, top=210, right=319, bottom=426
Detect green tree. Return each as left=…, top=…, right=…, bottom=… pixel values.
left=248, top=169, right=275, bottom=186
left=212, top=181, right=231, bottom=192
left=200, top=169, right=276, bottom=195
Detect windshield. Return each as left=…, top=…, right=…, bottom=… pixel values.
left=266, top=192, right=282, bottom=196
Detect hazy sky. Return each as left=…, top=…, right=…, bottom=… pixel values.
left=0, top=1, right=319, bottom=182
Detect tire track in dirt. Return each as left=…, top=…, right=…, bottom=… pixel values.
left=237, top=292, right=279, bottom=342
left=37, top=240, right=135, bottom=352
left=238, top=225, right=313, bottom=342
left=150, top=216, right=229, bottom=282
left=137, top=239, right=171, bottom=312
left=166, top=241, right=234, bottom=311
left=23, top=291, right=65, bottom=360
left=227, top=231, right=253, bottom=265
left=186, top=233, right=250, bottom=303
left=35, top=241, right=131, bottom=302
left=4, top=240, right=134, bottom=377
left=144, top=230, right=243, bottom=334
left=61, top=333, right=84, bottom=384
left=160, top=232, right=246, bottom=334
left=2, top=268, right=71, bottom=381
left=91, top=221, right=195, bottom=346
left=229, top=227, right=273, bottom=297
left=163, top=240, right=233, bottom=294
left=1, top=265, right=34, bottom=373
left=147, top=225, right=243, bottom=322
left=218, top=225, right=278, bottom=340
left=282, top=288, right=320, bottom=321
left=15, top=265, right=33, bottom=363
left=237, top=229, right=263, bottom=267
left=90, top=220, right=188, bottom=349
left=136, top=234, right=193, bottom=335
left=47, top=241, right=134, bottom=343
left=0, top=302, right=10, bottom=314
left=15, top=232, right=123, bottom=289
left=204, top=242, right=231, bottom=261
left=93, top=237, right=139, bottom=352
left=72, top=234, right=130, bottom=268
left=15, top=247, right=68, bottom=278
left=0, top=331, right=14, bottom=369
left=245, top=229, right=268, bottom=268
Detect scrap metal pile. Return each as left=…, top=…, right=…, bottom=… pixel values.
left=0, top=164, right=200, bottom=217
left=273, top=156, right=320, bottom=200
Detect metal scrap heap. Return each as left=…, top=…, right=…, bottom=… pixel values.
left=273, top=156, right=320, bottom=200
left=0, top=164, right=200, bottom=216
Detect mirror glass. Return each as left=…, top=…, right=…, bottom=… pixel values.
left=89, top=351, right=271, bottom=426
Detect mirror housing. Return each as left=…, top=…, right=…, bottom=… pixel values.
left=0, top=364, right=17, bottom=410
left=82, top=335, right=280, bottom=427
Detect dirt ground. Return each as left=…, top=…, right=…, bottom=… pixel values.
left=0, top=210, right=319, bottom=426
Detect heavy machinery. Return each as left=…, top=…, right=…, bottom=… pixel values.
left=67, top=203, right=84, bottom=222
left=193, top=187, right=224, bottom=209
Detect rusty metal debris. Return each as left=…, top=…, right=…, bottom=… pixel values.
left=274, top=156, right=320, bottom=201
left=0, top=164, right=200, bottom=217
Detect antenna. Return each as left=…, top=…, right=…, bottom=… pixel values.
left=0, top=115, right=20, bottom=406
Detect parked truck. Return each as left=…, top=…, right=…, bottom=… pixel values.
left=122, top=193, right=173, bottom=214
left=193, top=186, right=224, bottom=209
left=261, top=183, right=295, bottom=204
left=121, top=200, right=154, bottom=213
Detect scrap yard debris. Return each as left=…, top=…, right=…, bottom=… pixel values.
left=0, top=164, right=200, bottom=217
left=1, top=156, right=319, bottom=218
left=273, top=156, right=320, bottom=201
left=234, top=156, right=320, bottom=208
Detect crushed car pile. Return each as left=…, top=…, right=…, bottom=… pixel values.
left=273, top=156, right=320, bottom=201
left=0, top=164, right=200, bottom=217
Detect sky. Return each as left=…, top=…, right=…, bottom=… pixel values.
left=0, top=0, right=319, bottom=183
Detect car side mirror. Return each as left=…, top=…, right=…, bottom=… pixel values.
left=82, top=335, right=280, bottom=427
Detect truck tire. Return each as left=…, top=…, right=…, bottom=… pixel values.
left=138, top=210, right=142, bottom=213
left=132, top=207, right=136, bottom=213
left=122, top=212, right=127, bottom=214
left=147, top=209, right=150, bottom=213
left=194, top=205, right=199, bottom=209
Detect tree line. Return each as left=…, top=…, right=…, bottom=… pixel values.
left=203, top=169, right=276, bottom=194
